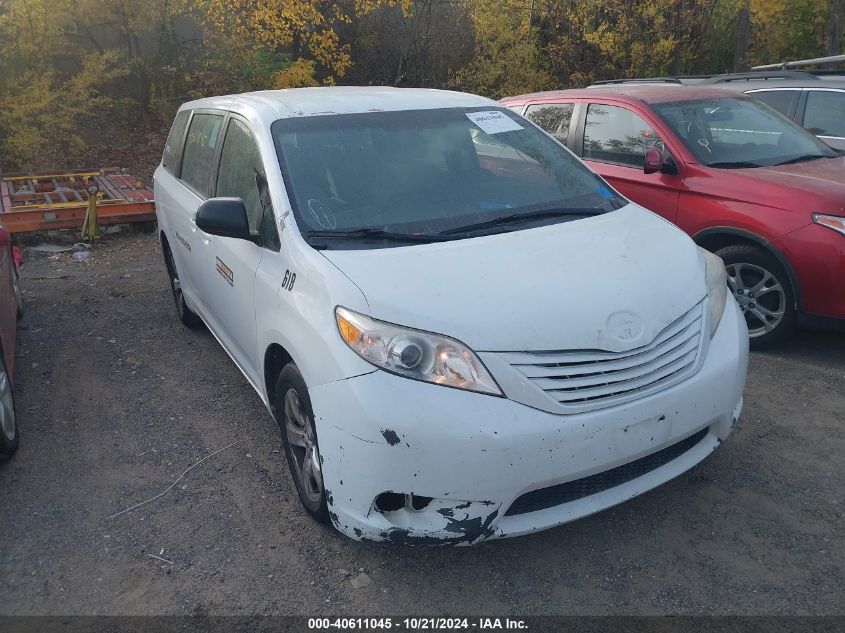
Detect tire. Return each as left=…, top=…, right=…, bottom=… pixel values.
left=716, top=244, right=796, bottom=349
left=12, top=264, right=23, bottom=319
left=162, top=240, right=202, bottom=329
left=273, top=362, right=330, bottom=524
left=0, top=354, right=19, bottom=458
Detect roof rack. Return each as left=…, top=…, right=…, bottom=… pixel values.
left=591, top=77, right=685, bottom=85
left=703, top=71, right=820, bottom=83
left=752, top=54, right=845, bottom=71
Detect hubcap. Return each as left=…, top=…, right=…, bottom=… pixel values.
left=726, top=262, right=786, bottom=338
left=0, top=364, right=16, bottom=442
left=284, top=388, right=323, bottom=507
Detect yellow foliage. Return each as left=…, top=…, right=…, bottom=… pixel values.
left=199, top=0, right=403, bottom=80
left=273, top=58, right=320, bottom=88
left=0, top=51, right=125, bottom=169
left=451, top=0, right=553, bottom=98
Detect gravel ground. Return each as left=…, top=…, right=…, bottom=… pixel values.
left=0, top=232, right=843, bottom=615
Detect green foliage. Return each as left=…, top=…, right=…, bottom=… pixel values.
left=748, top=0, right=832, bottom=65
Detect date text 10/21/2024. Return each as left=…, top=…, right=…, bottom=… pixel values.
left=307, top=618, right=529, bottom=630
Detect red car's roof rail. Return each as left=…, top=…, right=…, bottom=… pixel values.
left=591, top=77, right=686, bottom=85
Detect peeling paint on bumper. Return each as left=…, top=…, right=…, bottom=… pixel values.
left=310, top=301, right=748, bottom=544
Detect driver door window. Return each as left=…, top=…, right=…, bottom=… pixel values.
left=583, top=104, right=662, bottom=167
left=216, top=118, right=280, bottom=251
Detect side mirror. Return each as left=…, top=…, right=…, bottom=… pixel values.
left=644, top=147, right=664, bottom=174
left=195, top=198, right=252, bottom=241
left=644, top=147, right=679, bottom=175
left=0, top=226, right=10, bottom=249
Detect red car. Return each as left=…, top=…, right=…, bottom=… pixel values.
left=501, top=85, right=845, bottom=347
left=0, top=222, right=21, bottom=457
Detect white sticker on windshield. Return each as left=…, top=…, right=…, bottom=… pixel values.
left=466, top=110, right=523, bottom=135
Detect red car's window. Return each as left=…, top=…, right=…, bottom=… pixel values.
left=524, top=103, right=575, bottom=144
left=583, top=104, right=662, bottom=167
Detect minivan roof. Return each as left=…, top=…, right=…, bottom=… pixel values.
left=180, top=86, right=497, bottom=119
left=501, top=85, right=750, bottom=105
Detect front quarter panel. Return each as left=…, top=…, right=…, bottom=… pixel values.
left=255, top=230, right=375, bottom=404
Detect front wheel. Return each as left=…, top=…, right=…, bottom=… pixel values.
left=716, top=244, right=796, bottom=349
left=273, top=362, right=330, bottom=524
left=0, top=355, right=19, bottom=458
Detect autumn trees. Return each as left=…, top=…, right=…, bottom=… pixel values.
left=0, top=0, right=842, bottom=171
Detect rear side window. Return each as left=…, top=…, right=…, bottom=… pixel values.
left=524, top=103, right=575, bottom=144
left=162, top=110, right=190, bottom=175
left=803, top=90, right=845, bottom=138
left=749, top=90, right=798, bottom=116
left=180, top=113, right=224, bottom=196
left=583, top=104, right=660, bottom=167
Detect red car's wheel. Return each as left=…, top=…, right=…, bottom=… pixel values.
left=718, top=244, right=796, bottom=349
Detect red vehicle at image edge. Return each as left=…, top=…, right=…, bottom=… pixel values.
left=0, top=222, right=22, bottom=457
left=501, top=85, right=845, bottom=348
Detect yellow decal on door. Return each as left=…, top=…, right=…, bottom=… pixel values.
left=216, top=257, right=234, bottom=286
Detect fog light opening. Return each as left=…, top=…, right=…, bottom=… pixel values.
left=411, top=494, right=433, bottom=510
left=374, top=492, right=405, bottom=513
left=374, top=492, right=433, bottom=513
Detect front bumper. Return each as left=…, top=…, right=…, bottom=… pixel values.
left=310, top=300, right=748, bottom=544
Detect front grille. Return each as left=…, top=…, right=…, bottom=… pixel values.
left=505, top=427, right=709, bottom=516
left=499, top=303, right=704, bottom=413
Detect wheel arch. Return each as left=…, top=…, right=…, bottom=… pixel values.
left=263, top=343, right=294, bottom=412
left=159, top=229, right=173, bottom=268
left=693, top=227, right=801, bottom=310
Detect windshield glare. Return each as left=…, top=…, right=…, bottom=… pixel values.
left=271, top=107, right=624, bottom=247
left=652, top=97, right=837, bottom=168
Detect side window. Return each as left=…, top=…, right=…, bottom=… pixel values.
left=216, top=118, right=280, bottom=251
left=803, top=91, right=845, bottom=139
left=583, top=104, right=661, bottom=167
left=524, top=103, right=575, bottom=144
left=749, top=90, right=798, bottom=116
left=162, top=110, right=190, bottom=175
left=181, top=113, right=224, bottom=196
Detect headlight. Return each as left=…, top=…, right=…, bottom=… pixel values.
left=700, top=247, right=728, bottom=338
left=336, top=307, right=502, bottom=395
left=813, top=213, right=845, bottom=236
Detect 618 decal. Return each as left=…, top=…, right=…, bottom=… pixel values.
left=282, top=269, right=296, bottom=292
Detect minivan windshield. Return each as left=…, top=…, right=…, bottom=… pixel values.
left=652, top=97, right=837, bottom=169
left=271, top=107, right=625, bottom=248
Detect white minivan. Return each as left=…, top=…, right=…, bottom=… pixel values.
left=154, top=87, right=748, bottom=544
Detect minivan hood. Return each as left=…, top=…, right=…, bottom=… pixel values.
left=322, top=205, right=707, bottom=352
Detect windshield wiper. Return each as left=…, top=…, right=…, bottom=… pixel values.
left=306, top=228, right=452, bottom=244
left=438, top=207, right=603, bottom=236
left=772, top=153, right=830, bottom=166
left=706, top=161, right=763, bottom=169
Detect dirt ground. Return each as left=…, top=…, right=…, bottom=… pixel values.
left=0, top=231, right=843, bottom=616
